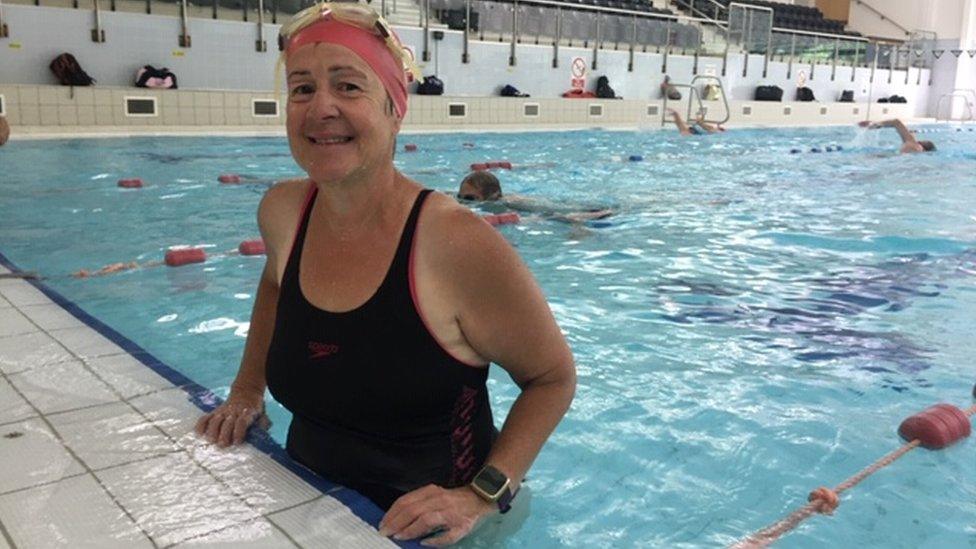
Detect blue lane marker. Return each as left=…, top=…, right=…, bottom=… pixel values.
left=0, top=249, right=420, bottom=548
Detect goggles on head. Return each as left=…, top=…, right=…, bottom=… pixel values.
left=278, top=1, right=421, bottom=82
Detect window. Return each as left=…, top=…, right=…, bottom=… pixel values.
left=589, top=104, right=603, bottom=117
left=253, top=99, right=279, bottom=117
left=523, top=103, right=540, bottom=117
left=448, top=103, right=467, bottom=118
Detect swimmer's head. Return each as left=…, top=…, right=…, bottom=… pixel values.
left=458, top=171, right=502, bottom=201
left=919, top=140, right=936, bottom=152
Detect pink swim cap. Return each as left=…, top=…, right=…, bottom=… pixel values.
left=286, top=15, right=409, bottom=119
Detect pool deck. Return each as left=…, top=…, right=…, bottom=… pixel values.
left=0, top=261, right=403, bottom=548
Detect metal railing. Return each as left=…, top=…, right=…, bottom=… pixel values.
left=852, top=0, right=911, bottom=38
left=8, top=0, right=935, bottom=85
left=936, top=89, right=976, bottom=122
left=661, top=74, right=729, bottom=127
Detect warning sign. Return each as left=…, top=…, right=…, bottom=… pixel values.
left=571, top=57, right=587, bottom=90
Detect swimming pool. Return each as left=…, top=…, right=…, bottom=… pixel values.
left=1, top=126, right=975, bottom=547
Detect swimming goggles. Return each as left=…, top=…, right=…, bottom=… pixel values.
left=278, top=1, right=422, bottom=82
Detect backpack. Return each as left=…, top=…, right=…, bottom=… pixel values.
left=839, top=90, right=854, bottom=102
left=417, top=75, right=444, bottom=96
left=595, top=76, right=618, bottom=99
left=49, top=53, right=96, bottom=86
left=702, top=83, right=721, bottom=101
left=796, top=87, right=815, bottom=102
left=135, top=65, right=178, bottom=89
left=500, top=84, right=529, bottom=98
left=754, top=85, right=783, bottom=101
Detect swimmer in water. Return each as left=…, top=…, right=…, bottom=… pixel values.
left=457, top=171, right=614, bottom=223
left=667, top=109, right=724, bottom=135
left=858, top=119, right=935, bottom=153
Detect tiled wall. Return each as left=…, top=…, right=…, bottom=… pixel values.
left=0, top=84, right=913, bottom=130
left=0, top=85, right=283, bottom=128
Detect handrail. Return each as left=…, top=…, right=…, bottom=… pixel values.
left=771, top=26, right=869, bottom=43
left=936, top=89, right=976, bottom=122
left=852, top=0, right=911, bottom=38
left=674, top=0, right=727, bottom=28
left=691, top=74, right=729, bottom=124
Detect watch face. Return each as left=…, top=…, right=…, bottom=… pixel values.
left=473, top=466, right=507, bottom=497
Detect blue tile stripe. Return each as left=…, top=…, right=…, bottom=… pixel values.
left=0, top=250, right=419, bottom=548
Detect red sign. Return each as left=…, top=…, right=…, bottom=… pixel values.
left=571, top=57, right=587, bottom=90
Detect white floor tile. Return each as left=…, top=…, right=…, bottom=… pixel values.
left=129, top=388, right=202, bottom=443
left=0, top=309, right=38, bottom=338
left=268, top=496, right=395, bottom=548
left=0, top=331, right=74, bottom=375
left=48, top=401, right=179, bottom=471
left=96, top=453, right=261, bottom=547
left=0, top=474, right=153, bottom=549
left=0, top=265, right=10, bottom=275
left=85, top=354, right=175, bottom=400
left=8, top=360, right=120, bottom=415
left=171, top=518, right=296, bottom=548
left=0, top=377, right=36, bottom=425
left=18, top=303, right=86, bottom=332
left=48, top=326, right=124, bottom=360
left=0, top=418, right=85, bottom=494
left=0, top=281, right=50, bottom=307
left=0, top=531, right=9, bottom=549
left=190, top=442, right=320, bottom=515
left=0, top=295, right=11, bottom=309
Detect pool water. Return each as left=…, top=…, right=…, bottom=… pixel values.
left=2, top=126, right=975, bottom=547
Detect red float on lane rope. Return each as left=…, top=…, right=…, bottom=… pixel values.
left=470, top=161, right=513, bottom=171
left=165, top=248, right=207, bottom=267
left=898, top=403, right=972, bottom=449
left=218, top=174, right=242, bottom=184
left=404, top=143, right=418, bottom=152
left=238, top=239, right=266, bottom=256
left=117, top=178, right=144, bottom=188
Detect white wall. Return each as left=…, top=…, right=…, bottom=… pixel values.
left=0, top=4, right=932, bottom=116
left=846, top=0, right=963, bottom=41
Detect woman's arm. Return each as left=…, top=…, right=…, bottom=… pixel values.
left=194, top=181, right=300, bottom=447
left=668, top=108, right=693, bottom=136
left=380, top=207, right=576, bottom=545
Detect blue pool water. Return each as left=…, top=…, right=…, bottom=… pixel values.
left=2, top=126, right=975, bottom=547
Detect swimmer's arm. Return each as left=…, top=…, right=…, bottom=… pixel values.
left=668, top=108, right=692, bottom=136
left=451, top=213, right=577, bottom=490
left=871, top=119, right=917, bottom=144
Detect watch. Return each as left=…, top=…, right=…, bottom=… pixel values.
left=469, top=464, right=517, bottom=513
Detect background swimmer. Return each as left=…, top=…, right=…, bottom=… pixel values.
left=457, top=171, right=614, bottom=223
left=667, top=108, right=724, bottom=136
left=859, top=118, right=935, bottom=153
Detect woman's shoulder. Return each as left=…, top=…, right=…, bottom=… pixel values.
left=418, top=189, right=522, bottom=271
left=257, top=178, right=312, bottom=258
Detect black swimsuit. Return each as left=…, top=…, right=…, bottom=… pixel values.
left=266, top=185, right=497, bottom=510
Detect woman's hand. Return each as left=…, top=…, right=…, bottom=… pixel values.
left=194, top=387, right=268, bottom=447
left=378, top=485, right=495, bottom=546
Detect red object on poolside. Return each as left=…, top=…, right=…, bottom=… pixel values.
left=165, top=248, right=207, bottom=267
left=483, top=212, right=520, bottom=227
left=218, top=174, right=242, bottom=184
left=898, top=404, right=971, bottom=449
left=404, top=143, right=418, bottom=152
left=117, top=178, right=144, bottom=188
left=238, top=239, right=266, bottom=256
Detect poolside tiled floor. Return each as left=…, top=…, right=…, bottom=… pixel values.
left=0, top=271, right=398, bottom=548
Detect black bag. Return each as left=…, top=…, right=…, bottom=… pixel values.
left=595, top=76, right=619, bottom=99
left=500, top=84, right=529, bottom=98
left=754, top=85, right=783, bottom=101
left=444, top=8, right=478, bottom=32
left=888, top=95, right=907, bottom=103
left=796, top=87, right=815, bottom=102
left=878, top=97, right=889, bottom=103
left=135, top=65, right=179, bottom=89
left=49, top=53, right=96, bottom=86
left=839, top=90, right=854, bottom=102
left=417, top=75, right=444, bottom=96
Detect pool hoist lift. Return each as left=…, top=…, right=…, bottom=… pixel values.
left=661, top=75, right=731, bottom=129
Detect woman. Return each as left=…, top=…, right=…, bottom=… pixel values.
left=194, top=2, right=576, bottom=545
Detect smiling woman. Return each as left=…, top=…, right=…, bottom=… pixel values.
left=193, top=2, right=577, bottom=546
